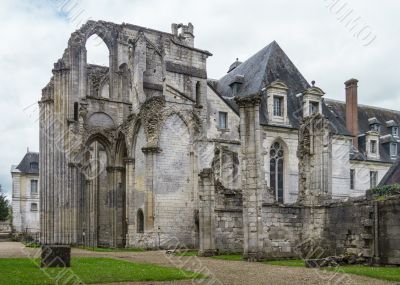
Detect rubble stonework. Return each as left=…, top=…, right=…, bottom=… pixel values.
left=39, top=20, right=400, bottom=265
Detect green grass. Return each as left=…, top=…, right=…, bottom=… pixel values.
left=263, top=259, right=305, bottom=267
left=325, top=265, right=400, bottom=282
left=0, top=257, right=206, bottom=285
left=76, top=246, right=144, bottom=252
left=174, top=250, right=198, bottom=256
left=211, top=254, right=243, bottom=261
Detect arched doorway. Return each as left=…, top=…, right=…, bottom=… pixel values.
left=270, top=141, right=284, bottom=203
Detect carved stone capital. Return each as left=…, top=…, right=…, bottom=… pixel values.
left=234, top=93, right=261, bottom=107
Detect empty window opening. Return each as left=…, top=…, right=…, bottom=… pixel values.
left=86, top=35, right=109, bottom=67
left=137, top=209, right=144, bottom=233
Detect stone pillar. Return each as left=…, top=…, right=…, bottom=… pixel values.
left=124, top=157, right=135, bottom=245
left=235, top=94, right=265, bottom=261
left=142, top=146, right=160, bottom=231
left=198, top=168, right=216, bottom=256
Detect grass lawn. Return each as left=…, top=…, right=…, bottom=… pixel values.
left=174, top=250, right=198, bottom=256
left=211, top=254, right=243, bottom=261
left=76, top=246, right=144, bottom=252
left=263, top=259, right=305, bottom=267
left=325, top=265, right=400, bottom=282
left=0, top=257, right=205, bottom=285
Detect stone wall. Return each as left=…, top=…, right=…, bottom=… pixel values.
left=215, top=210, right=243, bottom=253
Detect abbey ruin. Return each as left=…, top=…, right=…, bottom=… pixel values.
left=40, top=20, right=400, bottom=263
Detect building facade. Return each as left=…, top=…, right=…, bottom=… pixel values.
left=39, top=20, right=400, bottom=261
left=11, top=151, right=40, bottom=233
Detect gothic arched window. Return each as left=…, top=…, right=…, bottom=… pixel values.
left=137, top=209, right=144, bottom=233
left=270, top=142, right=284, bottom=203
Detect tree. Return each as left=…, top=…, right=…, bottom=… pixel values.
left=0, top=185, right=10, bottom=221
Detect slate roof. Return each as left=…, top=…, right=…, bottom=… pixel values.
left=211, top=41, right=350, bottom=135
left=15, top=152, right=39, bottom=174
left=379, top=158, right=400, bottom=186
left=325, top=99, right=400, bottom=163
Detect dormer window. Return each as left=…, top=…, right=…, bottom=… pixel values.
left=30, top=162, right=38, bottom=170
left=390, top=142, right=398, bottom=157
left=368, top=117, right=380, bottom=133
left=266, top=80, right=289, bottom=125
left=371, top=124, right=380, bottom=132
left=273, top=96, right=283, bottom=117
left=393, top=127, right=399, bottom=138
left=370, top=140, right=377, bottom=154
left=309, top=101, right=319, bottom=115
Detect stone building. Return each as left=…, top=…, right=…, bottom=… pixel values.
left=40, top=20, right=400, bottom=262
left=11, top=150, right=40, bottom=234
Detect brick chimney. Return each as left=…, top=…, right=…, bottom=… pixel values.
left=345, top=79, right=359, bottom=149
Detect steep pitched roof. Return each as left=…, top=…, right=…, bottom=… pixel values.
left=213, top=41, right=350, bottom=135
left=16, top=152, right=39, bottom=174
left=325, top=99, right=400, bottom=163
left=379, top=158, right=400, bottom=186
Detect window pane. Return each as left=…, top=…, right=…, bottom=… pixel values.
left=273, top=97, right=283, bottom=117
left=350, top=169, right=355, bottom=190
left=31, top=180, right=38, bottom=194
left=219, top=112, right=227, bottom=129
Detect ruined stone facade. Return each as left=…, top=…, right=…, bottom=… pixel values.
left=40, top=20, right=400, bottom=263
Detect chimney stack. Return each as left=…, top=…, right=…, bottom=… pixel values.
left=345, top=79, right=359, bottom=149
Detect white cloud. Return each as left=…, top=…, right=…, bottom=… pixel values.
left=0, top=0, right=399, bottom=198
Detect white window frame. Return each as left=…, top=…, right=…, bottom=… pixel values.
left=30, top=179, right=38, bottom=194
left=218, top=111, right=228, bottom=130
left=370, top=171, right=378, bottom=188
left=390, top=142, right=398, bottom=157
left=370, top=140, right=377, bottom=154
left=309, top=101, right=319, bottom=116
left=273, top=96, right=283, bottom=117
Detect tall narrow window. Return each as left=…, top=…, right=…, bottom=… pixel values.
left=390, top=143, right=398, bottom=157
left=370, top=140, right=377, bottom=154
left=31, top=180, right=38, bottom=194
left=350, top=169, right=355, bottom=190
left=370, top=171, right=378, bottom=188
left=74, top=102, right=79, bottom=121
left=195, top=81, right=201, bottom=106
left=273, top=96, right=283, bottom=117
left=218, top=112, right=228, bottom=129
left=309, top=101, right=319, bottom=115
left=270, top=142, right=284, bottom=203
left=137, top=209, right=144, bottom=233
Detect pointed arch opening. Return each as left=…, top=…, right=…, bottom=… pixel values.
left=86, top=35, right=109, bottom=67
left=137, top=209, right=144, bottom=233
left=270, top=141, right=285, bottom=203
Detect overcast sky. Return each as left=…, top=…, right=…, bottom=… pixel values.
left=0, top=0, right=399, bottom=198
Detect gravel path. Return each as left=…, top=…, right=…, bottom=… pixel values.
left=0, top=242, right=394, bottom=285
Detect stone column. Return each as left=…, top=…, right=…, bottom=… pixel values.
left=124, top=157, right=135, bottom=246
left=235, top=94, right=265, bottom=261
left=142, top=146, right=160, bottom=231
left=198, top=168, right=216, bottom=256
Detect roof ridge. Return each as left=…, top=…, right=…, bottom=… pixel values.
left=325, top=98, right=400, bottom=114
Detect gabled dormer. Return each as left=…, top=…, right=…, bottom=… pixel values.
left=365, top=130, right=380, bottom=160
left=368, top=117, right=381, bottom=133
left=302, top=81, right=325, bottom=118
left=386, top=120, right=399, bottom=138
left=381, top=134, right=398, bottom=160
left=265, top=80, right=289, bottom=125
